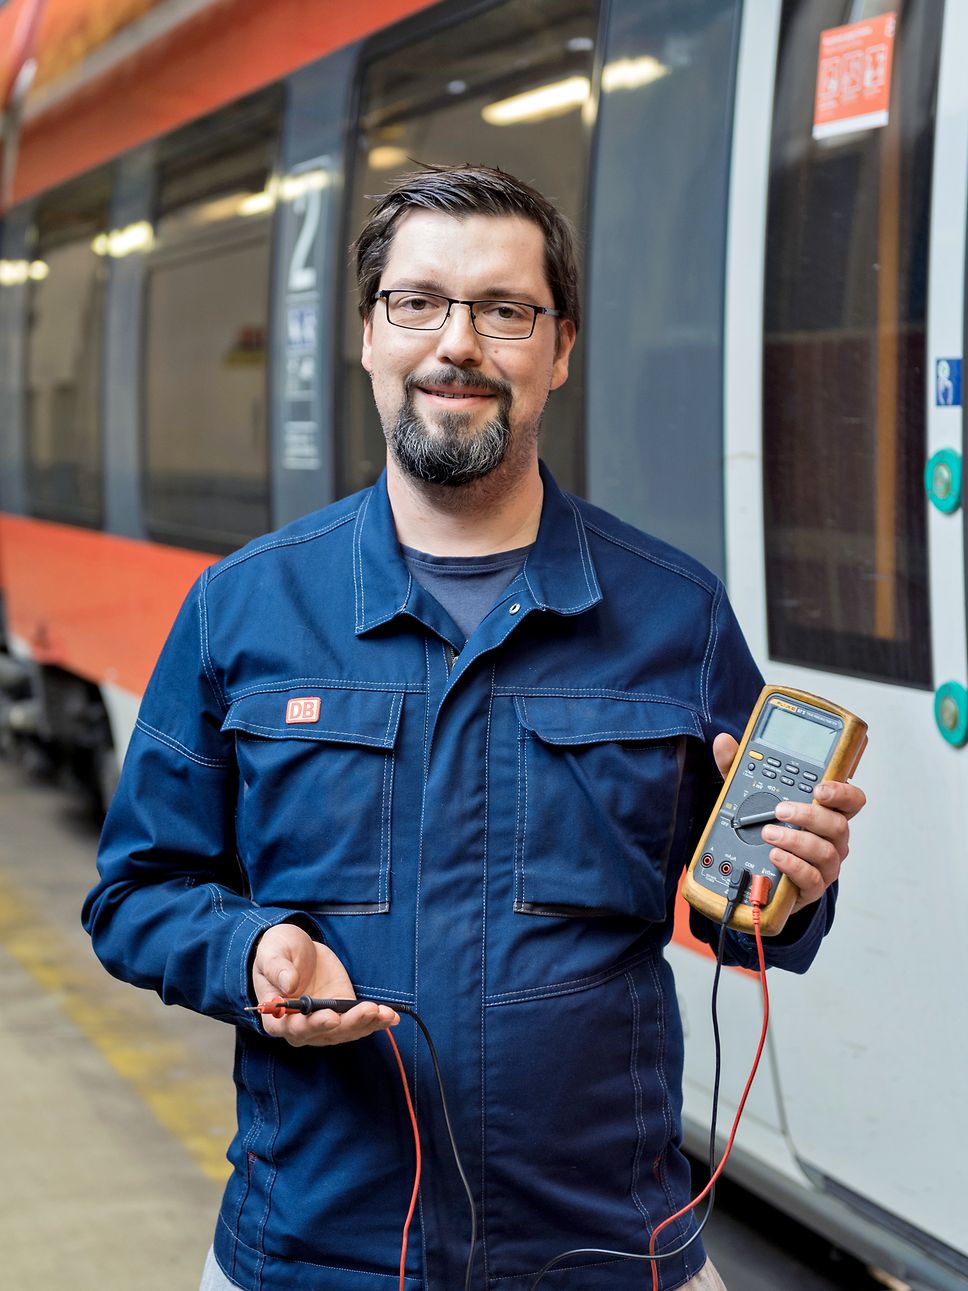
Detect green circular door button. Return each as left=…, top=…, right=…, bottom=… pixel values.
left=924, top=448, right=961, bottom=513
left=935, top=682, right=968, bottom=747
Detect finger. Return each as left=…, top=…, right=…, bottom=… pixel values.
left=811, top=779, right=867, bottom=820
left=772, top=799, right=849, bottom=860
left=764, top=845, right=829, bottom=911
left=254, top=952, right=302, bottom=998
left=267, top=1002, right=399, bottom=1048
left=712, top=733, right=739, bottom=781
left=252, top=924, right=318, bottom=997
left=763, top=823, right=843, bottom=913
left=763, top=813, right=844, bottom=869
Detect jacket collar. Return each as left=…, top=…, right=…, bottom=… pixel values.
left=353, top=462, right=603, bottom=636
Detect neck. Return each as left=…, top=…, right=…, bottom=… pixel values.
left=386, top=457, right=543, bottom=556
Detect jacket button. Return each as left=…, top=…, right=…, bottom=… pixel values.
left=509, top=603, right=521, bottom=615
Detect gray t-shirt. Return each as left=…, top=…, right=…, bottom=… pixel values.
left=401, top=544, right=532, bottom=643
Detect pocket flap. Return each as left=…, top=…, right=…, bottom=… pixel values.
left=222, top=685, right=404, bottom=748
left=513, top=694, right=700, bottom=745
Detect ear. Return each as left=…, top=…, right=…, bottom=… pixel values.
left=361, top=314, right=374, bottom=374
left=550, top=320, right=576, bottom=391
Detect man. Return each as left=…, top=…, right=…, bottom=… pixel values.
left=84, top=165, right=865, bottom=1291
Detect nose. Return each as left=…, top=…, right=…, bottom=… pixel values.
left=434, top=301, right=484, bottom=366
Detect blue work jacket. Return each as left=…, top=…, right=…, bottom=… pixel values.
left=84, top=464, right=834, bottom=1291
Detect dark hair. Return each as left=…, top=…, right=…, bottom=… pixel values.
left=353, top=163, right=580, bottom=332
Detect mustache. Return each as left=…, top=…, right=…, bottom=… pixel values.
left=404, top=367, right=512, bottom=401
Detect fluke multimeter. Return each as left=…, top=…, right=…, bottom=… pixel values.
left=682, top=686, right=867, bottom=936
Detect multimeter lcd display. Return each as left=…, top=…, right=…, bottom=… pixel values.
left=759, top=705, right=838, bottom=764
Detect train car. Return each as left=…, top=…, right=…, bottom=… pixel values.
left=0, top=1, right=965, bottom=1288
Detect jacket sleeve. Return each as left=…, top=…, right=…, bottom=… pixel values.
left=685, top=578, right=837, bottom=974
left=82, top=569, right=320, bottom=1027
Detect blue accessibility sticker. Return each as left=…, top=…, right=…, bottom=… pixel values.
left=935, top=357, right=962, bottom=406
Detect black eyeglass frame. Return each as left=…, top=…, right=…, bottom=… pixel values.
left=373, top=289, right=563, bottom=340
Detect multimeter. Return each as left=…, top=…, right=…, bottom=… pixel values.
left=682, top=686, right=868, bottom=936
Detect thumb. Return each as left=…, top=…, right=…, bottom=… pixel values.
left=258, top=951, right=299, bottom=996
left=712, top=732, right=739, bottom=781
left=252, top=923, right=316, bottom=999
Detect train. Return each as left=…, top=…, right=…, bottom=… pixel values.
left=1, top=1, right=965, bottom=1288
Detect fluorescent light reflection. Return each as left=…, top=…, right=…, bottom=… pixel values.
left=91, top=220, right=154, bottom=257
left=482, top=56, right=669, bottom=126
left=238, top=190, right=275, bottom=216
left=0, top=259, right=49, bottom=284
left=601, top=56, right=668, bottom=92
left=368, top=146, right=410, bottom=171
left=231, top=169, right=333, bottom=216
left=279, top=169, right=331, bottom=201
left=482, top=75, right=589, bottom=125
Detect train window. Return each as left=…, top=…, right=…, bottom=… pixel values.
left=143, top=89, right=282, bottom=553
left=25, top=168, right=111, bottom=528
left=340, top=0, right=599, bottom=499
left=763, top=2, right=941, bottom=687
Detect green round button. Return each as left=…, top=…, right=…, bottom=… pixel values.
left=935, top=681, right=968, bottom=747
left=924, top=449, right=962, bottom=513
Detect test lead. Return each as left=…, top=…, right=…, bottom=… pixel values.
left=246, top=992, right=479, bottom=1291
left=246, top=995, right=362, bottom=1018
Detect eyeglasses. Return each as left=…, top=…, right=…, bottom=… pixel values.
left=374, top=289, right=562, bottom=340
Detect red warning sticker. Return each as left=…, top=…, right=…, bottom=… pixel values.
left=813, top=13, right=896, bottom=141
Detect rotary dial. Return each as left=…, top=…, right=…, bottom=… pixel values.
left=732, top=790, right=782, bottom=846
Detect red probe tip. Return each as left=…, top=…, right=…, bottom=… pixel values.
left=247, top=995, right=293, bottom=1018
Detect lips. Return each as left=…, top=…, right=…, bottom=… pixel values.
left=416, top=383, right=494, bottom=400
left=404, top=367, right=511, bottom=408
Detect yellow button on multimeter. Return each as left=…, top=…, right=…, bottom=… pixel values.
left=682, top=686, right=868, bottom=936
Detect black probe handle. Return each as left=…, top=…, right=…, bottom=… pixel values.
left=294, top=996, right=359, bottom=1014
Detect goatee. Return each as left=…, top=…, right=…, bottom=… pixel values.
left=387, top=368, right=514, bottom=487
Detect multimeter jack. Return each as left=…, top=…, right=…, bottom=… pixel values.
left=682, top=686, right=867, bottom=935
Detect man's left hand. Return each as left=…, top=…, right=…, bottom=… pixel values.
left=712, top=733, right=867, bottom=916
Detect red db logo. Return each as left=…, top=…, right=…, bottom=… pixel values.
left=285, top=697, right=321, bottom=724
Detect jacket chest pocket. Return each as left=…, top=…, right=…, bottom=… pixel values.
left=512, top=695, right=700, bottom=922
left=222, top=686, right=404, bottom=913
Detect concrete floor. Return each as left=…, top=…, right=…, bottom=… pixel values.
left=0, top=759, right=234, bottom=1291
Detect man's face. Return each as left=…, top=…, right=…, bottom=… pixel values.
left=361, top=210, right=575, bottom=487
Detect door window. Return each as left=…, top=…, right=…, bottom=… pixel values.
left=143, top=89, right=282, bottom=552
left=762, top=2, right=942, bottom=686
left=26, top=168, right=111, bottom=528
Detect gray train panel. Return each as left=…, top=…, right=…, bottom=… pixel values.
left=103, top=147, right=154, bottom=541
left=271, top=48, right=357, bottom=526
left=586, top=0, right=742, bottom=579
left=0, top=208, right=30, bottom=516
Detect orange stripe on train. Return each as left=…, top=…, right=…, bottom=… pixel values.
left=0, top=515, right=214, bottom=696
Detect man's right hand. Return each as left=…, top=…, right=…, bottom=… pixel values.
left=251, top=923, right=398, bottom=1046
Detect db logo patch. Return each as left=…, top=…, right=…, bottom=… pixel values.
left=285, top=696, right=321, bottom=724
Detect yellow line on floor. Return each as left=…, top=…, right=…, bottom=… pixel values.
left=0, top=869, right=233, bottom=1182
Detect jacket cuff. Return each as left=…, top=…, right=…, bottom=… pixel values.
left=757, top=881, right=837, bottom=974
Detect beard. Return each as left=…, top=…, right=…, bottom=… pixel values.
left=385, top=367, right=516, bottom=487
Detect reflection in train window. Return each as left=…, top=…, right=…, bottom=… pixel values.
left=763, top=2, right=940, bottom=687
left=143, top=90, right=282, bottom=553
left=26, top=169, right=111, bottom=528
left=340, top=0, right=599, bottom=499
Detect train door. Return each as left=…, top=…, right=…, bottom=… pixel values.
left=722, top=1, right=967, bottom=1285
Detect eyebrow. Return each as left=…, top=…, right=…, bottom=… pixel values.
left=387, top=278, right=544, bottom=305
